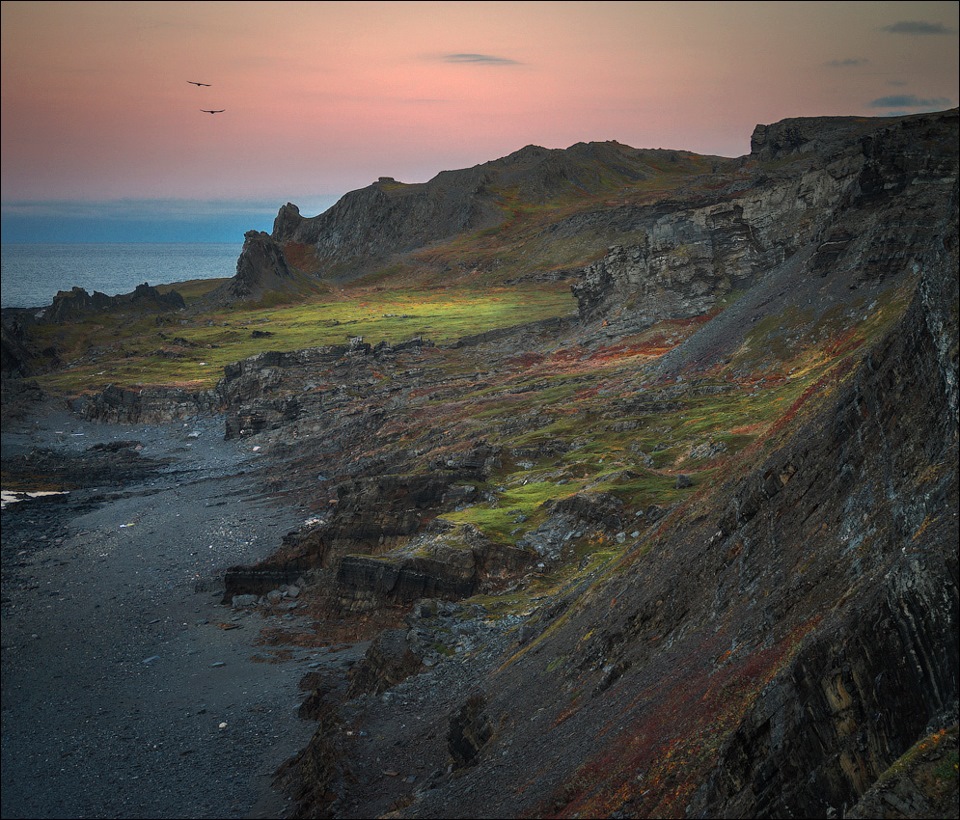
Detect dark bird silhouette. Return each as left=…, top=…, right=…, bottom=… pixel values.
left=201, top=109, right=225, bottom=114
left=188, top=81, right=211, bottom=87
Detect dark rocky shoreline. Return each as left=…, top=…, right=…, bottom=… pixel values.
left=0, top=400, right=341, bottom=819
left=2, top=109, right=957, bottom=818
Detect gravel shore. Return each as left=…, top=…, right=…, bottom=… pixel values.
left=1, top=402, right=331, bottom=819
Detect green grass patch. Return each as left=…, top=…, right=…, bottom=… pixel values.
left=443, top=480, right=578, bottom=545
left=32, top=285, right=576, bottom=395
left=592, top=469, right=688, bottom=509
left=156, top=277, right=228, bottom=302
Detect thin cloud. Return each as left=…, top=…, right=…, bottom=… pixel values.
left=441, top=53, right=521, bottom=65
left=824, top=58, right=868, bottom=68
left=869, top=94, right=952, bottom=109
left=881, top=21, right=956, bottom=35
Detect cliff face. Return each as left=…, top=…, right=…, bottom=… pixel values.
left=572, top=110, right=959, bottom=334
left=363, top=114, right=957, bottom=820
left=7, top=110, right=956, bottom=820
left=683, top=201, right=958, bottom=818
left=221, top=141, right=720, bottom=295
left=270, top=173, right=498, bottom=272
left=232, top=112, right=956, bottom=819
left=201, top=229, right=312, bottom=306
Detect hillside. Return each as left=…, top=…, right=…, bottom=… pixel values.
left=1, top=108, right=957, bottom=819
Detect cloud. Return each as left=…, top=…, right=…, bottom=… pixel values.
left=881, top=21, right=956, bottom=35
left=824, top=58, right=868, bottom=68
left=868, top=94, right=952, bottom=109
left=441, top=53, right=521, bottom=65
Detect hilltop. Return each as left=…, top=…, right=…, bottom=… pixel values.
left=1, top=108, right=957, bottom=819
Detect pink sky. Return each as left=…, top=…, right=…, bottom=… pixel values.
left=2, top=1, right=958, bottom=216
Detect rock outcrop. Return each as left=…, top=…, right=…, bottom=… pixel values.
left=68, top=383, right=218, bottom=423
left=572, top=109, right=959, bottom=334
left=41, top=283, right=185, bottom=323
left=0, top=319, right=36, bottom=377
left=4, top=109, right=956, bottom=820
left=337, top=521, right=532, bottom=611
left=201, top=229, right=312, bottom=305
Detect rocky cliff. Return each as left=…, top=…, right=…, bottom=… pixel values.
left=199, top=229, right=331, bottom=306
left=21, top=282, right=185, bottom=324
left=270, top=142, right=681, bottom=262
left=221, top=141, right=724, bottom=295
left=3, top=109, right=957, bottom=820
left=238, top=110, right=957, bottom=818
left=573, top=110, right=959, bottom=335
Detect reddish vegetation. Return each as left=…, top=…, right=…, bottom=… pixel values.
left=824, top=328, right=864, bottom=358
left=503, top=351, right=546, bottom=369
left=767, top=356, right=859, bottom=439
left=538, top=619, right=821, bottom=818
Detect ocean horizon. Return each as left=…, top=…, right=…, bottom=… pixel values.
left=1, top=242, right=241, bottom=309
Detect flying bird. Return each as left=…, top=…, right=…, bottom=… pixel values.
left=201, top=109, right=225, bottom=114
left=188, top=81, right=211, bottom=87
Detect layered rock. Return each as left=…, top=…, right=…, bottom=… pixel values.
left=214, top=335, right=438, bottom=439
left=571, top=109, right=958, bottom=333
left=336, top=520, right=533, bottom=612
left=686, top=227, right=959, bottom=817
left=68, top=382, right=218, bottom=423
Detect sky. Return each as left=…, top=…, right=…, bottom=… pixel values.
left=1, top=0, right=958, bottom=242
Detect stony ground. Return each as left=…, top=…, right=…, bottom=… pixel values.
left=0, top=398, right=362, bottom=820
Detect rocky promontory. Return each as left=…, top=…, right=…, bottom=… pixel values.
left=2, top=109, right=957, bottom=820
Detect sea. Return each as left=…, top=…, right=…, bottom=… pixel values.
left=0, top=243, right=242, bottom=309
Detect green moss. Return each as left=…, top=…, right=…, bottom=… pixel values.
left=443, top=480, right=578, bottom=545
left=546, top=655, right=567, bottom=672
left=869, top=726, right=958, bottom=802
left=431, top=642, right=456, bottom=657
left=32, top=285, right=576, bottom=395
left=593, top=470, right=687, bottom=509
left=932, top=748, right=959, bottom=782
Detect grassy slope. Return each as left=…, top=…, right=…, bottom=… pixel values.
left=26, top=148, right=727, bottom=398
left=10, top=151, right=935, bottom=818
left=29, top=284, right=575, bottom=395
left=439, top=279, right=912, bottom=552
left=24, top=141, right=916, bottom=573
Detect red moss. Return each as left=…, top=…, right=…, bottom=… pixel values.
left=527, top=618, right=821, bottom=818
left=824, top=328, right=864, bottom=357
